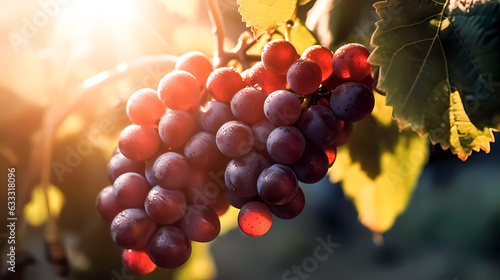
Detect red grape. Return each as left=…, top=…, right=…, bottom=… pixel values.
left=158, top=70, right=202, bottom=110
left=301, top=45, right=334, bottom=81
left=332, top=43, right=371, bottom=81
left=118, top=125, right=160, bottom=161
left=122, top=249, right=156, bottom=275
left=238, top=201, right=272, bottom=237
left=126, top=88, right=165, bottom=127
left=261, top=39, right=298, bottom=75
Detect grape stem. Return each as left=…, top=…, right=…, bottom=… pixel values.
left=205, top=0, right=260, bottom=69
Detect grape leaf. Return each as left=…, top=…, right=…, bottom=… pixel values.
left=237, top=0, right=297, bottom=36
left=329, top=94, right=428, bottom=233
left=369, top=0, right=500, bottom=160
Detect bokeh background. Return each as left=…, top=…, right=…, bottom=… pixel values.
left=1, top=0, right=499, bottom=279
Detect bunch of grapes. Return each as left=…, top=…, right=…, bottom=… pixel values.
left=96, top=40, right=374, bottom=274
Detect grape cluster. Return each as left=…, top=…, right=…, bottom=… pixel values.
left=96, top=40, right=374, bottom=274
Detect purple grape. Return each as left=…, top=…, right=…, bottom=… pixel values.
left=96, top=186, right=126, bottom=223
left=144, top=186, right=187, bottom=224
left=110, top=209, right=156, bottom=249
left=263, top=90, right=302, bottom=126
left=107, top=152, right=145, bottom=182
left=198, top=101, right=236, bottom=134
left=152, top=152, right=190, bottom=190
left=269, top=187, right=305, bottom=219
left=225, top=152, right=270, bottom=197
left=291, top=143, right=329, bottom=184
left=180, top=205, right=220, bottom=242
left=230, top=87, right=266, bottom=124
left=266, top=126, right=305, bottom=164
left=216, top=121, right=254, bottom=158
left=251, top=119, right=276, bottom=151
left=257, top=164, right=298, bottom=205
left=148, top=226, right=191, bottom=269
left=330, top=82, right=374, bottom=122
left=287, top=59, right=322, bottom=95
left=113, top=172, right=151, bottom=208
left=297, top=105, right=340, bottom=147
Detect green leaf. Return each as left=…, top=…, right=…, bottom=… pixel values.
left=369, top=0, right=500, bottom=160
left=237, top=0, right=297, bottom=36
left=329, top=94, right=428, bottom=233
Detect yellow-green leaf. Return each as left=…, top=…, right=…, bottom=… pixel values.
left=24, top=184, right=65, bottom=227
left=329, top=94, right=428, bottom=233
left=237, top=0, right=297, bottom=36
left=444, top=91, right=494, bottom=160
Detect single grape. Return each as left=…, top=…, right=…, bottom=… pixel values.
left=152, top=152, right=190, bottom=190
left=206, top=67, right=245, bottom=102
left=126, top=88, right=165, bottom=127
left=230, top=87, right=266, bottom=124
left=216, top=121, right=254, bottom=157
left=335, top=120, right=353, bottom=147
left=269, top=187, right=305, bottom=220
left=175, top=51, right=213, bottom=87
left=257, top=164, right=298, bottom=205
left=291, top=143, right=329, bottom=184
left=332, top=43, right=372, bottom=81
left=264, top=90, right=302, bottom=126
left=110, top=209, right=156, bottom=249
left=122, top=249, right=156, bottom=275
left=148, top=226, right=191, bottom=269
left=118, top=125, right=160, bottom=161
left=157, top=70, right=202, bottom=110
left=301, top=45, right=334, bottom=81
left=296, top=105, right=340, bottom=147
left=180, top=205, right=220, bottom=242
left=267, top=126, right=305, bottom=164
left=238, top=201, right=273, bottom=237
left=198, top=101, right=236, bottom=134
left=323, top=144, right=337, bottom=167
left=251, top=119, right=276, bottom=151
left=184, top=132, right=222, bottom=166
left=242, top=61, right=287, bottom=95
left=158, top=110, right=197, bottom=149
left=96, top=186, right=126, bottom=223
left=225, top=152, right=270, bottom=197
left=144, top=186, right=187, bottom=224
left=113, top=172, right=151, bottom=209
left=107, top=152, right=145, bottom=183
left=330, top=82, right=374, bottom=122
left=261, top=39, right=298, bottom=75
left=287, top=59, right=322, bottom=95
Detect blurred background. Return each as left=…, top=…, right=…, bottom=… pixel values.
left=1, top=0, right=499, bottom=279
